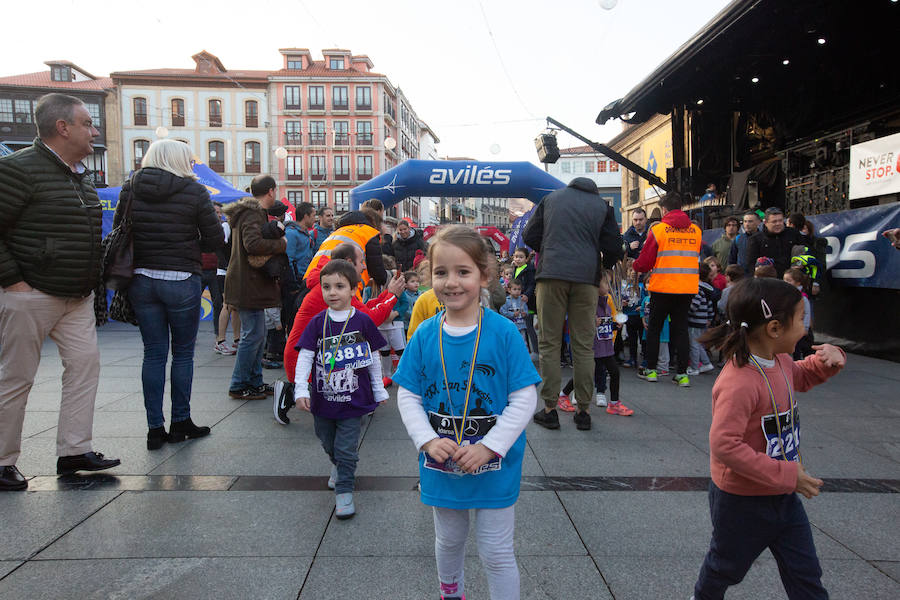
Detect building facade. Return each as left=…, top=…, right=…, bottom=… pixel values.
left=110, top=51, right=270, bottom=189
left=0, top=61, right=112, bottom=186
left=546, top=144, right=625, bottom=223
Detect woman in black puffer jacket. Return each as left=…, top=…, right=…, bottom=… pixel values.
left=113, top=140, right=224, bottom=450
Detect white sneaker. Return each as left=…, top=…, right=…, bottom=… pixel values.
left=686, top=367, right=700, bottom=376
left=698, top=363, right=715, bottom=373
left=335, top=492, right=355, bottom=519
left=595, top=393, right=607, bottom=407
left=327, top=465, right=337, bottom=490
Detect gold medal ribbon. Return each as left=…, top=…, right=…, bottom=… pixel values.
left=749, top=355, right=801, bottom=464
left=321, top=309, right=352, bottom=382
left=438, top=308, right=484, bottom=446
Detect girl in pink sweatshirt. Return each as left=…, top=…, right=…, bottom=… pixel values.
left=692, top=277, right=845, bottom=600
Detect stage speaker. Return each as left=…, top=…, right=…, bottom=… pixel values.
left=534, top=134, right=560, bottom=164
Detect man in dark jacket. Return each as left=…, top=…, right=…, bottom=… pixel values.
left=623, top=208, right=648, bottom=259
left=311, top=206, right=334, bottom=252
left=0, top=93, right=120, bottom=490
left=224, top=175, right=288, bottom=400
left=523, top=177, right=624, bottom=431
left=744, top=207, right=799, bottom=277
left=727, top=211, right=761, bottom=266
left=392, top=220, right=427, bottom=272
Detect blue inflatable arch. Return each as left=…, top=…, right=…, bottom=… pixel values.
left=350, top=159, right=565, bottom=210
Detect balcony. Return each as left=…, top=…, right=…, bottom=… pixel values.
left=172, top=115, right=185, bottom=127
left=332, top=102, right=349, bottom=111
left=209, top=161, right=225, bottom=173
left=309, top=172, right=327, bottom=181
left=308, top=134, right=326, bottom=146
left=308, top=103, right=324, bottom=111
left=334, top=172, right=350, bottom=181
left=209, top=115, right=222, bottom=128
left=334, top=133, right=350, bottom=146
left=286, top=171, right=303, bottom=181
left=355, top=103, right=371, bottom=111
left=283, top=132, right=303, bottom=146
left=134, top=114, right=147, bottom=126
left=357, top=172, right=373, bottom=181
left=356, top=133, right=373, bottom=146
left=245, top=161, right=260, bottom=174
left=245, top=116, right=258, bottom=128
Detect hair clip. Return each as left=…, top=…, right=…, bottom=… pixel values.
left=760, top=299, right=772, bottom=319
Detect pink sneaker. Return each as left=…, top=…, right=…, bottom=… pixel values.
left=606, top=402, right=634, bottom=416
left=214, top=340, right=236, bottom=355
left=557, top=394, right=576, bottom=413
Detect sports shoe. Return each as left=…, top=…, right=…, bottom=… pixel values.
left=327, top=465, right=338, bottom=490
left=533, top=408, right=560, bottom=430
left=606, top=401, right=634, bottom=416
left=382, top=376, right=393, bottom=388
left=261, top=358, right=282, bottom=370
left=573, top=410, right=591, bottom=431
left=214, top=340, right=236, bottom=355
left=657, top=369, right=670, bottom=376
left=673, top=373, right=691, bottom=387
left=335, top=492, right=355, bottom=519
left=229, top=388, right=266, bottom=400
left=698, top=363, right=715, bottom=374
left=557, top=394, right=576, bottom=412
left=637, top=368, right=658, bottom=382
left=686, top=366, right=700, bottom=376
left=595, top=393, right=607, bottom=407
left=274, top=380, right=295, bottom=425
left=251, top=383, right=275, bottom=397
left=622, top=359, right=635, bottom=368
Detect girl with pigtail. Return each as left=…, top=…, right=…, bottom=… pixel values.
left=692, top=277, right=845, bottom=600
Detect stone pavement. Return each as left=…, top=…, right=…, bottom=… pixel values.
left=1, top=322, right=898, bottom=599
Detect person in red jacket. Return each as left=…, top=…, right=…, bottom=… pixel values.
left=692, top=277, right=845, bottom=600
left=274, top=243, right=405, bottom=425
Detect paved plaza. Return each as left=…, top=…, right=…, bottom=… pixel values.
left=1, top=322, right=898, bottom=599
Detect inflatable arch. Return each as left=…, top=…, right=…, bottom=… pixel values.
left=349, top=159, right=566, bottom=211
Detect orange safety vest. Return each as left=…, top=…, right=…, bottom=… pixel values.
left=303, top=223, right=380, bottom=289
left=647, top=221, right=702, bottom=295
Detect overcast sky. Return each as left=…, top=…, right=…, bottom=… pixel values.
left=7, top=0, right=730, bottom=163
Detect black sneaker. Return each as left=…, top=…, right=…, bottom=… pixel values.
left=0, top=465, right=28, bottom=491
left=574, top=410, right=592, bottom=431
left=533, top=408, right=560, bottom=430
left=168, top=418, right=211, bottom=443
left=274, top=380, right=295, bottom=425
left=229, top=388, right=266, bottom=400
left=252, top=383, right=275, bottom=397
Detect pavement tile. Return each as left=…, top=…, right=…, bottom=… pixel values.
left=871, top=560, right=900, bottom=582
left=0, top=558, right=309, bottom=600
left=148, top=436, right=333, bottom=476
left=36, top=491, right=332, bottom=559
left=807, top=494, right=900, bottom=560
left=812, top=416, right=900, bottom=442
left=19, top=411, right=59, bottom=438
left=856, top=442, right=900, bottom=464
left=15, top=436, right=184, bottom=477
left=525, top=411, right=690, bottom=441
left=0, top=491, right=120, bottom=560
left=798, top=437, right=900, bottom=479
left=33, top=410, right=233, bottom=439
left=18, top=391, right=130, bottom=412
left=0, top=561, right=22, bottom=579
left=528, top=438, right=710, bottom=477
left=819, top=558, right=900, bottom=598
left=356, top=438, right=426, bottom=476
left=208, top=408, right=316, bottom=439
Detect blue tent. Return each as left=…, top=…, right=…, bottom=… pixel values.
left=0, top=142, right=13, bottom=157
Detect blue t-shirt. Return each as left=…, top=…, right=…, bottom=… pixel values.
left=394, top=309, right=541, bottom=510
left=296, top=309, right=387, bottom=419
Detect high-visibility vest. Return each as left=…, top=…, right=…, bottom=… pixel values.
left=647, top=221, right=702, bottom=294
left=303, top=223, right=380, bottom=287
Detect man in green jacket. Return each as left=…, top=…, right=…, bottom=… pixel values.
left=0, top=93, right=121, bottom=491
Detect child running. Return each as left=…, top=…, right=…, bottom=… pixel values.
left=692, top=277, right=845, bottom=599
left=293, top=259, right=389, bottom=520
left=395, top=226, right=540, bottom=600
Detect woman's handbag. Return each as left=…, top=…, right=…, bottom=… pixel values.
left=102, top=183, right=135, bottom=291
left=109, top=289, right=138, bottom=325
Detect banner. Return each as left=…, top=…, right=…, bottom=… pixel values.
left=807, top=202, right=900, bottom=290
left=849, top=131, right=900, bottom=200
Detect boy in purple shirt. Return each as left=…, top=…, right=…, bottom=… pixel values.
left=295, top=259, right=388, bottom=519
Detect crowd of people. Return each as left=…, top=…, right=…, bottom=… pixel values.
left=2, top=93, right=893, bottom=600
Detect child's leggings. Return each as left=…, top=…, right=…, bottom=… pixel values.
left=625, top=314, right=643, bottom=361
left=562, top=356, right=619, bottom=403
left=433, top=505, right=519, bottom=600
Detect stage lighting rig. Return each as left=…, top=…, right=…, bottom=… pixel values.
left=534, top=131, right=560, bottom=164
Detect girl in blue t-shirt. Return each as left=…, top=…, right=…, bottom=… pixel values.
left=395, top=226, right=541, bottom=600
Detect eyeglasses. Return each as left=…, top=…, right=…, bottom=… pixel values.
left=70, top=179, right=102, bottom=209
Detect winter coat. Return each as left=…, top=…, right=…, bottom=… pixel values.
left=222, top=198, right=287, bottom=309
left=744, top=226, right=799, bottom=277
left=311, top=223, right=332, bottom=252
left=522, top=177, right=623, bottom=286
left=711, top=234, right=735, bottom=268
left=393, top=228, right=428, bottom=272
left=0, top=138, right=102, bottom=297
left=114, top=167, right=223, bottom=275
left=623, top=225, right=648, bottom=259
left=513, top=261, right=537, bottom=312
left=284, top=221, right=314, bottom=278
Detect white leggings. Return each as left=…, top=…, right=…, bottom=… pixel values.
left=433, top=505, right=519, bottom=600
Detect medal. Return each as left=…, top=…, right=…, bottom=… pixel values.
left=438, top=308, right=484, bottom=446
left=749, top=355, right=800, bottom=463
left=321, top=309, right=352, bottom=383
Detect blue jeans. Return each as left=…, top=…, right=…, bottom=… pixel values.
left=229, top=309, right=266, bottom=391
left=129, top=274, right=202, bottom=429
left=313, top=415, right=362, bottom=494
left=694, top=482, right=827, bottom=599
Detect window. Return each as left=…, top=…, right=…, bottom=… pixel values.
left=51, top=66, right=72, bottom=82
left=573, top=161, right=583, bottom=173
left=333, top=121, right=349, bottom=146
left=133, top=139, right=149, bottom=170
left=13, top=100, right=32, bottom=124
left=244, top=141, right=260, bottom=173
left=357, top=155, right=373, bottom=179
left=286, top=156, right=303, bottom=180
left=355, top=86, right=372, bottom=110
left=0, top=99, right=12, bottom=123
left=208, top=141, right=225, bottom=172
left=334, top=155, right=349, bottom=180
left=311, top=190, right=327, bottom=209
left=287, top=190, right=303, bottom=206
left=133, top=97, right=147, bottom=126
left=329, top=57, right=345, bottom=70
left=80, top=102, right=101, bottom=130
left=245, top=101, right=258, bottom=128
left=609, top=162, right=619, bottom=172
left=597, top=160, right=607, bottom=172
left=560, top=161, right=571, bottom=174
left=171, top=98, right=185, bottom=126
left=309, top=121, right=325, bottom=145
left=208, top=99, right=222, bottom=127
left=356, top=121, right=372, bottom=145
left=284, top=121, right=301, bottom=145
left=308, top=86, right=324, bottom=110
left=334, top=190, right=349, bottom=212
left=310, top=155, right=326, bottom=180
left=332, top=86, right=348, bottom=110
left=287, top=58, right=303, bottom=70
left=285, top=86, right=301, bottom=110
left=585, top=161, right=595, bottom=173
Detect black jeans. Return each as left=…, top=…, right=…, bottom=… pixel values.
left=625, top=314, right=644, bottom=362
left=645, top=292, right=692, bottom=375
left=694, top=482, right=827, bottom=600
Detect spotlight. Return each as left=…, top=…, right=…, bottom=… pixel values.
left=782, top=59, right=790, bottom=65
left=696, top=99, right=704, bottom=105
left=534, top=133, right=560, bottom=164
left=751, top=77, right=759, bottom=83
left=817, top=37, right=826, bottom=45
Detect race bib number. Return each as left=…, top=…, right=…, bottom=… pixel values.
left=423, top=411, right=500, bottom=476
left=761, top=407, right=801, bottom=462
left=596, top=317, right=615, bottom=341
left=319, top=331, right=373, bottom=372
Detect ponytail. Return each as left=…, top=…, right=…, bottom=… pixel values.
left=699, top=321, right=751, bottom=367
